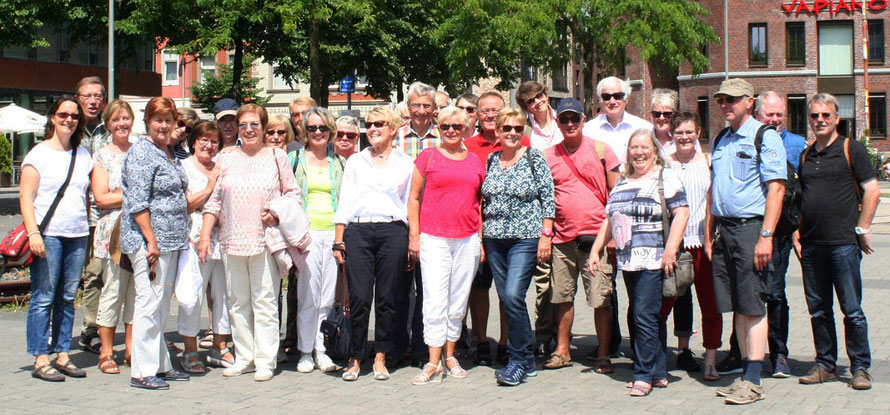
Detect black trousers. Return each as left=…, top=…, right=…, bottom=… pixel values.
left=393, top=266, right=426, bottom=359
left=344, top=221, right=408, bottom=360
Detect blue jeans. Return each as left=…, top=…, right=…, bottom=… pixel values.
left=484, top=238, right=537, bottom=365
left=800, top=244, right=871, bottom=373
left=624, top=269, right=667, bottom=383
left=26, top=235, right=88, bottom=356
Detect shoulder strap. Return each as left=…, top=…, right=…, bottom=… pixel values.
left=711, top=127, right=732, bottom=152
left=844, top=138, right=863, bottom=201
left=418, top=149, right=434, bottom=209
left=335, top=263, right=350, bottom=314
left=525, top=147, right=536, bottom=177
left=657, top=168, right=670, bottom=247
left=557, top=143, right=606, bottom=205
left=753, top=124, right=777, bottom=162
left=593, top=139, right=606, bottom=168
left=39, top=149, right=78, bottom=233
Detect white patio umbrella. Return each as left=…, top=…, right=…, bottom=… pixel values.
left=0, top=103, right=47, bottom=134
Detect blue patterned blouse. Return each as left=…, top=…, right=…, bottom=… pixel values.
left=120, top=137, right=190, bottom=254
left=481, top=148, right=555, bottom=239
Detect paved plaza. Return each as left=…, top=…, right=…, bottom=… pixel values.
left=1, top=202, right=889, bottom=414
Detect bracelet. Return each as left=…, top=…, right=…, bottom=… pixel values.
left=332, top=242, right=346, bottom=253
left=27, top=231, right=40, bottom=238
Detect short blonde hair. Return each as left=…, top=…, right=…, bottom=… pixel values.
left=266, top=113, right=295, bottom=146
left=650, top=88, right=679, bottom=111
left=102, top=99, right=134, bottom=127
left=437, top=106, right=469, bottom=127
left=495, top=107, right=527, bottom=130
left=300, top=107, right=337, bottom=148
left=289, top=96, right=317, bottom=113
left=367, top=107, right=401, bottom=132
left=622, top=128, right=667, bottom=177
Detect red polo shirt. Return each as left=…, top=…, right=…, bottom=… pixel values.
left=463, top=133, right=531, bottom=171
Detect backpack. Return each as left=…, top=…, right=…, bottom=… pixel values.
left=712, top=124, right=801, bottom=238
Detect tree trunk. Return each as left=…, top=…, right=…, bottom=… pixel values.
left=232, top=36, right=244, bottom=103
left=309, top=1, right=323, bottom=106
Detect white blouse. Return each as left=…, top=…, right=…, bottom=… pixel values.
left=668, top=155, right=710, bottom=249
left=332, top=148, right=414, bottom=225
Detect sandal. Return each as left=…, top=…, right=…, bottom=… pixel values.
left=32, top=363, right=65, bottom=382
left=99, top=355, right=120, bottom=374
left=411, top=362, right=443, bottom=385
left=181, top=351, right=206, bottom=374
left=199, top=331, right=214, bottom=349
left=703, top=364, right=720, bottom=381
left=52, top=359, right=86, bottom=378
left=281, top=339, right=296, bottom=356
left=594, top=356, right=614, bottom=374
left=206, top=347, right=234, bottom=368
left=653, top=378, right=668, bottom=388
left=629, top=381, right=652, bottom=397
left=444, top=356, right=467, bottom=379
left=124, top=354, right=131, bottom=367
left=544, top=352, right=573, bottom=370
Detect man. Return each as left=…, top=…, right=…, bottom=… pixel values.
left=707, top=78, right=786, bottom=405
left=463, top=92, right=530, bottom=366
left=393, top=81, right=440, bottom=158
left=582, top=76, right=653, bottom=165
left=76, top=76, right=108, bottom=354
left=795, top=93, right=878, bottom=391
left=434, top=91, right=450, bottom=115
left=455, top=93, right=479, bottom=140
left=214, top=98, right=240, bottom=148
left=288, top=96, right=316, bottom=152
left=719, top=91, right=807, bottom=377
left=543, top=98, right=620, bottom=372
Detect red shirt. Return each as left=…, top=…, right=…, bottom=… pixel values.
left=545, top=137, right=620, bottom=244
left=463, top=133, right=531, bottom=171
left=415, top=148, right=485, bottom=238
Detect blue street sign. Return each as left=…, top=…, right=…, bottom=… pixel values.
left=339, top=76, right=355, bottom=94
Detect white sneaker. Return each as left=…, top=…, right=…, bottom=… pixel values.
left=222, top=363, right=256, bottom=377
left=254, top=367, right=273, bottom=382
left=315, top=352, right=337, bottom=372
left=297, top=353, right=315, bottom=373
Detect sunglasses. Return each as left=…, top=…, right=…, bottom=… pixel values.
left=266, top=129, right=287, bottom=136
left=337, top=131, right=358, bottom=140
left=439, top=123, right=464, bottom=131
left=558, top=113, right=582, bottom=124
left=650, top=111, right=674, bottom=119
left=457, top=105, right=476, bottom=114
left=306, top=125, right=330, bottom=133
left=524, top=91, right=545, bottom=106
left=809, top=112, right=834, bottom=120
left=600, top=92, right=625, bottom=102
left=501, top=125, right=524, bottom=133
left=715, top=95, right=746, bottom=105
left=55, top=112, right=80, bottom=120
left=365, top=121, right=388, bottom=129
left=177, top=122, right=192, bottom=135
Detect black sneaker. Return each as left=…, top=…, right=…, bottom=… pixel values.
left=79, top=334, right=101, bottom=354
left=474, top=342, right=492, bottom=366
left=158, top=369, right=190, bottom=382
left=676, top=349, right=700, bottom=372
left=716, top=354, right=743, bottom=375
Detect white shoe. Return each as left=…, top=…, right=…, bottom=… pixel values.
left=297, top=353, right=315, bottom=373
left=254, top=367, right=273, bottom=382
left=222, top=363, right=256, bottom=377
left=315, top=352, right=337, bottom=372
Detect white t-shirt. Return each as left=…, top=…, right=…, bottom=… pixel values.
left=181, top=157, right=221, bottom=259
left=582, top=112, right=653, bottom=166
left=22, top=142, right=93, bottom=238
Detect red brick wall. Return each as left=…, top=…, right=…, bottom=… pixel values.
left=0, top=58, right=160, bottom=97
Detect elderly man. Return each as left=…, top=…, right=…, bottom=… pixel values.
left=719, top=91, right=808, bottom=378
left=795, top=93, right=878, bottom=391
left=288, top=97, right=316, bottom=152
left=582, top=76, right=653, bottom=165
left=708, top=79, right=786, bottom=405
left=214, top=98, right=240, bottom=148
left=434, top=91, right=450, bottom=116
left=76, top=76, right=108, bottom=354
left=393, top=82, right=440, bottom=159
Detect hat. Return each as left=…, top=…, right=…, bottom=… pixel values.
left=213, top=98, right=239, bottom=120
left=556, top=97, right=584, bottom=115
left=713, top=78, right=754, bottom=98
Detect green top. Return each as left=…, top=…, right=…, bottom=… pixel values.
left=306, top=164, right=335, bottom=230
left=293, top=148, right=344, bottom=218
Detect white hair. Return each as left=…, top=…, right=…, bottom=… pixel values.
left=650, top=88, right=679, bottom=111
left=596, top=76, right=632, bottom=102
left=335, top=115, right=360, bottom=131
left=407, top=81, right=436, bottom=104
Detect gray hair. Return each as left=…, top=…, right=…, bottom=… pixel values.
left=436, top=106, right=470, bottom=127
left=650, top=88, right=679, bottom=111
left=621, top=128, right=667, bottom=178
left=596, top=76, right=632, bottom=102
left=335, top=115, right=359, bottom=131
left=808, top=92, right=839, bottom=113
left=456, top=93, right=479, bottom=106
left=407, top=81, right=436, bottom=104
left=755, top=91, right=785, bottom=114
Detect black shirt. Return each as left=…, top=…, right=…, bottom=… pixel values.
left=798, top=136, right=874, bottom=245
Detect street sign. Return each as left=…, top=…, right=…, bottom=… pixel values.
left=339, top=76, right=355, bottom=94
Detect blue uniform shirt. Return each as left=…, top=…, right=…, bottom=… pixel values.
left=780, top=128, right=807, bottom=171
left=711, top=116, right=787, bottom=218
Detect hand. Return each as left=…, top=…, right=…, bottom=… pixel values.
left=207, top=167, right=220, bottom=188
left=587, top=250, right=601, bottom=273
left=405, top=250, right=417, bottom=271
left=703, top=238, right=712, bottom=261
left=857, top=233, right=874, bottom=255
left=480, top=243, right=486, bottom=263
left=662, top=248, right=678, bottom=276
left=145, top=240, right=160, bottom=271
left=537, top=237, right=552, bottom=265
left=29, top=234, right=45, bottom=258
left=408, top=233, right=420, bottom=259
left=791, top=231, right=802, bottom=260
left=261, top=211, right=279, bottom=227
left=197, top=238, right=210, bottom=264
left=753, top=236, right=773, bottom=271
left=333, top=249, right=345, bottom=264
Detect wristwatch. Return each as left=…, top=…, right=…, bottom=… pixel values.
left=541, top=229, right=554, bottom=237
left=855, top=227, right=869, bottom=235
left=759, top=229, right=773, bottom=238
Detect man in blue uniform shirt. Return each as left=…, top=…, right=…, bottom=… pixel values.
left=706, top=79, right=786, bottom=405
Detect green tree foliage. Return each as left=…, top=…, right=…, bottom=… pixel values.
left=0, top=1, right=48, bottom=49
left=0, top=135, right=12, bottom=175
left=189, top=57, right=270, bottom=111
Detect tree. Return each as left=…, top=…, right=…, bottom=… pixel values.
left=190, top=57, right=271, bottom=111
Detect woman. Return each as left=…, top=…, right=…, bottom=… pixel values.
left=120, top=97, right=191, bottom=390
left=455, top=93, right=479, bottom=140
left=589, top=129, right=689, bottom=397
left=396, top=101, right=411, bottom=128
left=408, top=106, right=485, bottom=385
left=171, top=107, right=198, bottom=160
left=661, top=113, right=722, bottom=380
left=176, top=121, right=234, bottom=373
left=200, top=104, right=299, bottom=382
left=481, top=108, right=554, bottom=386
left=294, top=107, right=344, bottom=373
left=266, top=113, right=295, bottom=155
left=332, top=107, right=414, bottom=382
left=22, top=96, right=93, bottom=382
left=334, top=116, right=360, bottom=159
left=93, top=100, right=135, bottom=374
left=516, top=81, right=562, bottom=150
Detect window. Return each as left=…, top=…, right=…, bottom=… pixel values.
left=200, top=56, right=217, bottom=82
left=749, top=23, right=768, bottom=67
left=88, top=43, right=99, bottom=66
left=142, top=45, right=154, bottom=72
left=697, top=97, right=709, bottom=140
left=786, top=22, right=805, bottom=66
left=271, top=64, right=294, bottom=90
left=552, top=65, right=568, bottom=92
left=869, top=20, right=885, bottom=64
left=574, top=69, right=581, bottom=98
left=162, top=50, right=179, bottom=85
left=787, top=95, right=808, bottom=136
left=520, top=61, right=537, bottom=82
left=870, top=93, right=887, bottom=138
left=57, top=32, right=70, bottom=63
left=818, top=22, right=853, bottom=75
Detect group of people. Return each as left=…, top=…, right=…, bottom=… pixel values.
left=21, top=75, right=876, bottom=405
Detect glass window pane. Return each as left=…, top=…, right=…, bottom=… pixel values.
left=786, top=22, right=805, bottom=65
left=749, top=24, right=768, bottom=66
left=819, top=24, right=853, bottom=75
left=870, top=94, right=887, bottom=138
left=869, top=20, right=885, bottom=63
left=787, top=95, right=807, bottom=136
left=164, top=62, right=178, bottom=81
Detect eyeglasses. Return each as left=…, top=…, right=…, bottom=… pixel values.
left=524, top=91, right=546, bottom=107
left=600, top=92, right=625, bottom=102
left=337, top=132, right=358, bottom=140
left=77, top=93, right=104, bottom=102
left=266, top=129, right=287, bottom=136
left=410, top=103, right=433, bottom=110
left=196, top=137, right=219, bottom=147
left=650, top=111, right=674, bottom=119
left=365, top=121, right=388, bottom=129
left=306, top=125, right=330, bottom=133
left=238, top=122, right=260, bottom=130
left=715, top=95, right=746, bottom=105
left=809, top=112, right=834, bottom=120
left=439, top=124, right=464, bottom=131
left=438, top=105, right=448, bottom=110
left=558, top=114, right=582, bottom=124
left=54, top=112, right=80, bottom=120
left=500, top=125, right=524, bottom=133
left=457, top=105, right=476, bottom=114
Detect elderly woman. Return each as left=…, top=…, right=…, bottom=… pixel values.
left=93, top=100, right=135, bottom=374
left=266, top=113, right=296, bottom=155
left=589, top=129, right=689, bottom=397
left=481, top=108, right=555, bottom=386
left=334, top=116, right=360, bottom=159
left=333, top=107, right=414, bottom=382
left=120, top=97, right=191, bottom=389
left=455, top=93, right=480, bottom=140
left=21, top=96, right=93, bottom=382
left=516, top=81, right=562, bottom=150
left=407, top=106, right=485, bottom=385
left=294, top=107, right=345, bottom=373
left=660, top=113, right=722, bottom=380
left=199, top=104, right=299, bottom=382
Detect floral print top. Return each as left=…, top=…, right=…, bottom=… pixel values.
left=92, top=147, right=125, bottom=258
left=120, top=137, right=190, bottom=255
left=481, top=148, right=555, bottom=239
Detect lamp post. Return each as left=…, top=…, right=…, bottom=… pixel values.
left=108, top=0, right=115, bottom=99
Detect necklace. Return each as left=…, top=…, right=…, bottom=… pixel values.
left=370, top=147, right=389, bottom=159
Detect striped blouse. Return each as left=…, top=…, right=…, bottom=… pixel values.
left=668, top=156, right=710, bottom=249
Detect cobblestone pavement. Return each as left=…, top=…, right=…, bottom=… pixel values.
left=2, top=208, right=890, bottom=414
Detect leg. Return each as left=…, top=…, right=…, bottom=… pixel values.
left=371, top=222, right=408, bottom=357
left=533, top=260, right=555, bottom=348
left=250, top=250, right=281, bottom=371
left=625, top=270, right=666, bottom=383
left=766, top=235, right=792, bottom=364
left=297, top=230, right=325, bottom=355
left=283, top=266, right=299, bottom=351
left=549, top=242, right=578, bottom=359
left=445, top=235, right=481, bottom=346
left=97, top=259, right=124, bottom=359
left=827, top=244, right=871, bottom=374
left=690, top=248, right=721, bottom=366
left=129, top=249, right=164, bottom=378
left=27, top=237, right=64, bottom=368
left=494, top=238, right=538, bottom=365
left=224, top=254, right=256, bottom=368
left=50, top=237, right=88, bottom=364
left=80, top=228, right=104, bottom=347
left=343, top=223, right=376, bottom=362
left=420, top=233, right=452, bottom=351
left=314, top=230, right=338, bottom=354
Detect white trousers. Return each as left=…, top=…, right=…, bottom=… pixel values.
left=178, top=258, right=230, bottom=337
left=96, top=258, right=136, bottom=328
left=130, top=249, right=180, bottom=378
left=297, top=230, right=338, bottom=354
left=419, top=233, right=481, bottom=347
left=224, top=250, right=281, bottom=371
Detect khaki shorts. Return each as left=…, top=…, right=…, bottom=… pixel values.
left=551, top=241, right=614, bottom=309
